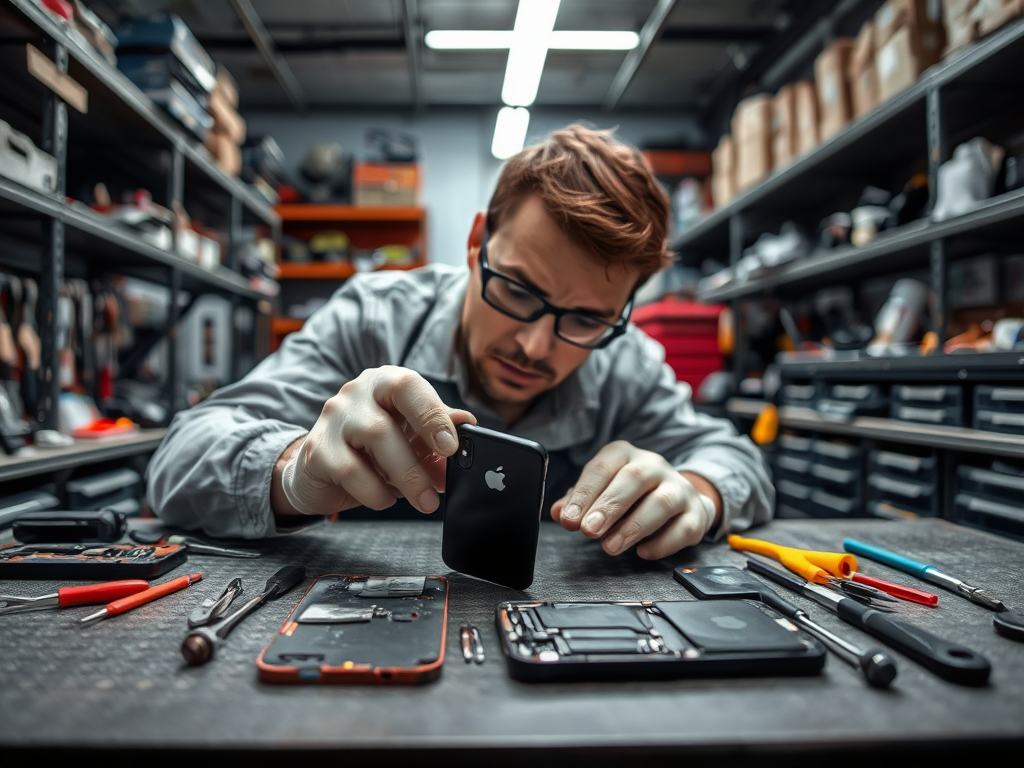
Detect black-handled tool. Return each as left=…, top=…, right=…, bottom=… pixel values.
left=675, top=565, right=897, bottom=688
left=181, top=564, right=306, bottom=665
left=746, top=558, right=991, bottom=687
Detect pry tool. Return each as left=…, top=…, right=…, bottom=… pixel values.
left=746, top=557, right=991, bottom=686
left=188, top=578, right=243, bottom=628
left=844, top=538, right=1024, bottom=642
left=181, top=564, right=305, bottom=665
left=0, top=579, right=149, bottom=616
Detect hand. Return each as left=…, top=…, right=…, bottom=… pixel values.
left=274, top=366, right=476, bottom=517
left=550, top=441, right=720, bottom=559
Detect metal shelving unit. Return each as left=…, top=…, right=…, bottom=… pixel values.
left=0, top=429, right=167, bottom=483
left=0, top=0, right=279, bottom=481
left=690, top=16, right=1024, bottom=531
left=725, top=399, right=1024, bottom=460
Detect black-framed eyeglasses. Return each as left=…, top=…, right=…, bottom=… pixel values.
left=478, top=230, right=633, bottom=350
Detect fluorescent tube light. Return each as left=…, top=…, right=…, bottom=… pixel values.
left=424, top=30, right=514, bottom=49
left=425, top=30, right=639, bottom=51
left=491, top=107, right=530, bottom=160
left=502, top=0, right=560, bottom=107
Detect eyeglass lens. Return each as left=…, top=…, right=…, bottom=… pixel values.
left=483, top=275, right=615, bottom=346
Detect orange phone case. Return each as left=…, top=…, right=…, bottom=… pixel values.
left=256, top=574, right=448, bottom=684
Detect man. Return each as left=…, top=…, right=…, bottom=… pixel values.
left=148, top=125, right=772, bottom=558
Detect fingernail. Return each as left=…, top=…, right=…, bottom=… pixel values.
left=582, top=512, right=603, bottom=534
left=605, top=534, right=624, bottom=554
left=418, top=490, right=439, bottom=514
left=563, top=503, right=581, bottom=521
left=435, top=429, right=458, bottom=454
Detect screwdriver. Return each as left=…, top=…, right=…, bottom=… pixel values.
left=0, top=580, right=149, bottom=616
left=80, top=573, right=202, bottom=625
left=746, top=557, right=991, bottom=686
left=182, top=563, right=306, bottom=665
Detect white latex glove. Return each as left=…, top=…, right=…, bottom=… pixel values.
left=280, top=366, right=476, bottom=517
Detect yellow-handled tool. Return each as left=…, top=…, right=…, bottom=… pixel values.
left=728, top=535, right=858, bottom=584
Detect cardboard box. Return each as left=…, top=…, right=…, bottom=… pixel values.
left=794, top=80, right=819, bottom=155
left=849, top=21, right=880, bottom=118
left=353, top=162, right=420, bottom=206
left=711, top=134, right=736, bottom=208
left=875, top=0, right=945, bottom=47
left=732, top=94, right=773, bottom=190
left=207, top=90, right=246, bottom=145
left=877, top=25, right=932, bottom=101
left=215, top=65, right=239, bottom=108
left=771, top=85, right=798, bottom=169
left=815, top=38, right=855, bottom=142
left=973, top=0, right=1024, bottom=35
left=207, top=131, right=241, bottom=176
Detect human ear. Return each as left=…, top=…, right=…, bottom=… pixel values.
left=466, top=211, right=486, bottom=269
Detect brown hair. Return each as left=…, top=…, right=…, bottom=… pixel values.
left=487, top=124, right=671, bottom=281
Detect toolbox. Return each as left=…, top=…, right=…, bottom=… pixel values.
left=66, top=467, right=143, bottom=512
left=631, top=301, right=724, bottom=392
left=117, top=53, right=212, bottom=107
left=143, top=77, right=213, bottom=141
left=0, top=120, right=59, bottom=194
left=890, top=384, right=964, bottom=426
left=115, top=14, right=216, bottom=94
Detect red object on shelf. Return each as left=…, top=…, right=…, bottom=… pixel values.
left=71, top=417, right=139, bottom=440
left=631, top=300, right=725, bottom=392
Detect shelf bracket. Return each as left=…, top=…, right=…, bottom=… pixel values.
left=603, top=0, right=677, bottom=111
left=229, top=0, right=308, bottom=113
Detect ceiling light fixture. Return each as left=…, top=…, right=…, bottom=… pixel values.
left=491, top=106, right=531, bottom=160
left=501, top=0, right=560, bottom=107
left=425, top=30, right=639, bottom=51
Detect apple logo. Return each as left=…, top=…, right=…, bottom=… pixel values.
left=710, top=615, right=747, bottom=630
left=485, top=466, right=506, bottom=491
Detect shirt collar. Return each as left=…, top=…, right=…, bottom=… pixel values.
left=403, top=267, right=603, bottom=450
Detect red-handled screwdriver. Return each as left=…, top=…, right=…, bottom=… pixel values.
left=852, top=573, right=939, bottom=606
left=80, top=573, right=202, bottom=625
left=0, top=580, right=150, bottom=616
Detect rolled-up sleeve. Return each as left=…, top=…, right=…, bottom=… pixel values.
left=609, top=333, right=774, bottom=539
left=146, top=280, right=380, bottom=539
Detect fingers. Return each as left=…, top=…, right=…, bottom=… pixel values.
left=377, top=367, right=470, bottom=457
left=601, top=481, right=693, bottom=556
left=364, top=420, right=441, bottom=514
left=558, top=442, right=632, bottom=531
left=550, top=486, right=574, bottom=524
left=301, top=436, right=395, bottom=512
left=635, top=506, right=708, bottom=560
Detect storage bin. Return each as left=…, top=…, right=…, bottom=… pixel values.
left=891, top=384, right=964, bottom=426
left=780, top=382, right=820, bottom=408
left=957, top=464, right=1024, bottom=507
left=817, top=383, right=889, bottom=420
left=956, top=493, right=1024, bottom=540
left=870, top=449, right=937, bottom=481
left=810, top=438, right=862, bottom=469
left=975, top=385, right=1024, bottom=414
left=778, top=432, right=813, bottom=454
left=974, top=410, right=1024, bottom=435
left=867, top=471, right=937, bottom=516
left=811, top=488, right=860, bottom=517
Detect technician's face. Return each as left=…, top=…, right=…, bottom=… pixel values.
left=461, top=195, right=637, bottom=414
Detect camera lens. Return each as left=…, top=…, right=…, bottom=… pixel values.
left=457, top=436, right=473, bottom=469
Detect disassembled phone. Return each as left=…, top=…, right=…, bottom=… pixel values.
left=496, top=599, right=826, bottom=682
left=442, top=423, right=547, bottom=590
left=0, top=542, right=186, bottom=579
left=257, top=575, right=448, bottom=684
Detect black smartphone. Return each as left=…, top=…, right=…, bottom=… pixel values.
left=496, top=599, right=826, bottom=682
left=257, top=575, right=448, bottom=684
left=442, top=423, right=548, bottom=590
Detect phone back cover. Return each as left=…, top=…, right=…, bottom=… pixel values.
left=442, top=429, right=546, bottom=590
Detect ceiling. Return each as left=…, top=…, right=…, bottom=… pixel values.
left=92, top=0, right=831, bottom=113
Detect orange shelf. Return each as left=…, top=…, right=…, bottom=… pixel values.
left=272, top=317, right=305, bottom=335
left=275, top=204, right=425, bottom=222
left=277, top=260, right=427, bottom=280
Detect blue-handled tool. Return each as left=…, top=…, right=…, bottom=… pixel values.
left=843, top=538, right=1005, bottom=611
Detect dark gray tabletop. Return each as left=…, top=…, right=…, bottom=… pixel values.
left=1, top=519, right=1022, bottom=758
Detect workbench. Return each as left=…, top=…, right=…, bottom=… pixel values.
left=1, top=519, right=1022, bottom=764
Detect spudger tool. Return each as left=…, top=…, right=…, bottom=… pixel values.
left=746, top=557, right=991, bottom=686
left=181, top=563, right=306, bottom=665
left=188, top=578, right=243, bottom=628
left=728, top=535, right=895, bottom=608
left=844, top=538, right=1024, bottom=642
left=0, top=579, right=149, bottom=616
left=80, top=573, right=203, bottom=625
left=675, top=566, right=896, bottom=688
left=129, top=530, right=260, bottom=558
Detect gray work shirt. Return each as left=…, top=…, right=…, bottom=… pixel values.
left=147, top=264, right=773, bottom=539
